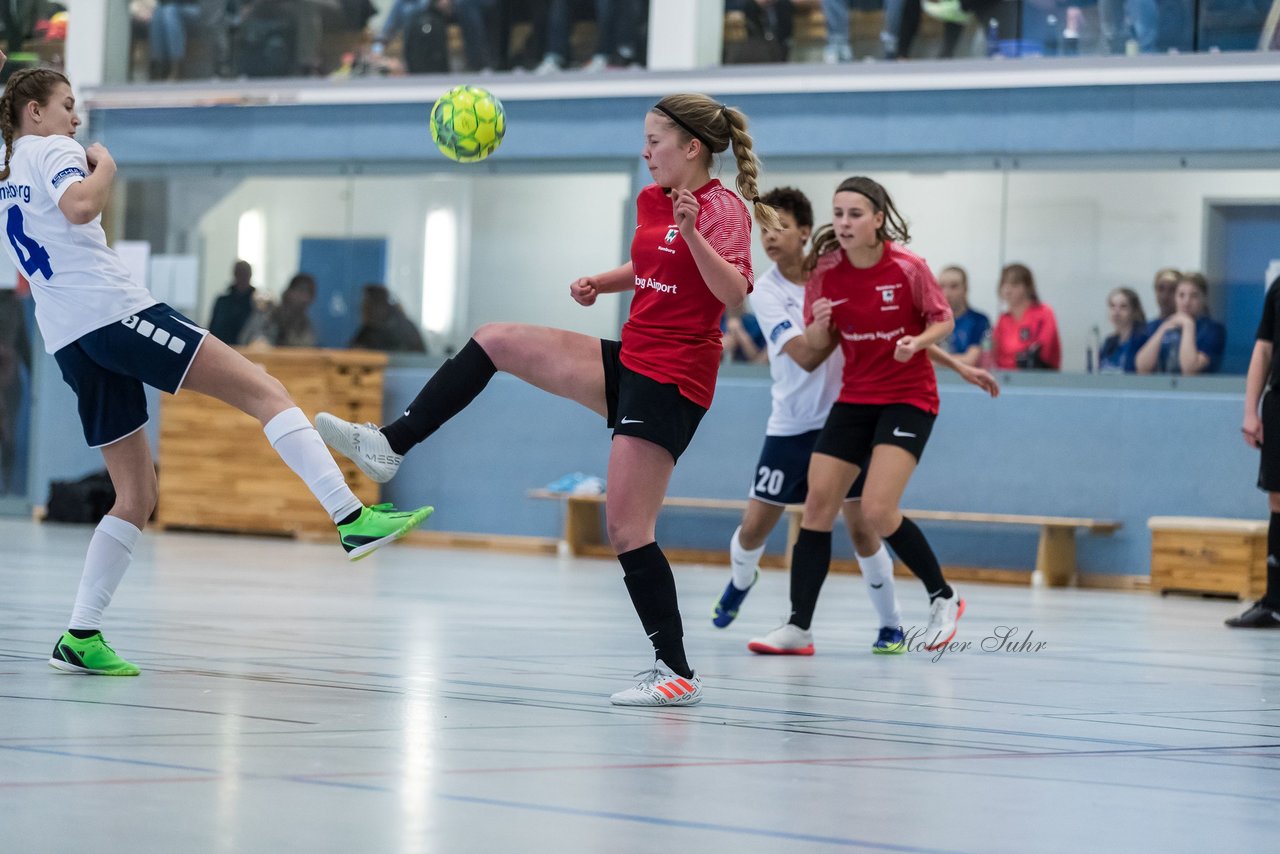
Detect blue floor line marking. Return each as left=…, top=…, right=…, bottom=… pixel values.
left=435, top=793, right=978, bottom=853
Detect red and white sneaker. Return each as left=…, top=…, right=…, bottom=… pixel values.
left=610, top=659, right=703, bottom=706
left=924, top=591, right=966, bottom=651
left=747, top=623, right=815, bottom=655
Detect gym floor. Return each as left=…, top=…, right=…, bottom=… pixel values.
left=2, top=518, right=1277, bottom=853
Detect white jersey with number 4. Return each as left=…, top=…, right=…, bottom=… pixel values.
left=0, top=135, right=155, bottom=353
left=751, top=263, right=844, bottom=436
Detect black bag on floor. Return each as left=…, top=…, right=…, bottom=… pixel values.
left=45, top=471, right=116, bottom=525
left=237, top=12, right=298, bottom=78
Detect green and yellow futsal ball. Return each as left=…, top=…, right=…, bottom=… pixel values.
left=430, top=85, right=505, bottom=163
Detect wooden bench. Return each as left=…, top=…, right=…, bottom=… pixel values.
left=529, top=490, right=1120, bottom=587
left=1149, top=516, right=1268, bottom=600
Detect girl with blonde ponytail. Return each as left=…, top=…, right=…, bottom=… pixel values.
left=316, top=93, right=766, bottom=708
left=0, top=69, right=432, bottom=677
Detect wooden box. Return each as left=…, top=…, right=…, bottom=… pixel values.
left=156, top=348, right=386, bottom=538
left=1148, top=516, right=1268, bottom=600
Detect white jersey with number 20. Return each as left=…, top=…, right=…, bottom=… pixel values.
left=0, top=134, right=155, bottom=353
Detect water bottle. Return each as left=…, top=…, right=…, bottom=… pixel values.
left=980, top=328, right=995, bottom=369
left=986, top=19, right=1000, bottom=58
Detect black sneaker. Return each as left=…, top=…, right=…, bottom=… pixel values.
left=1225, top=600, right=1280, bottom=628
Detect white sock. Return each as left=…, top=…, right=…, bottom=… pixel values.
left=68, top=515, right=141, bottom=631
left=264, top=407, right=363, bottom=523
left=730, top=526, right=765, bottom=590
left=857, top=544, right=901, bottom=628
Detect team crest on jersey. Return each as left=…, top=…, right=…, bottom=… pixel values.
left=664, top=227, right=678, bottom=244
left=877, top=282, right=902, bottom=311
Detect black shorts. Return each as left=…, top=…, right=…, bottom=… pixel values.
left=813, top=402, right=936, bottom=466
left=602, top=339, right=707, bottom=462
left=750, top=429, right=867, bottom=505
left=54, top=303, right=208, bottom=448
left=1259, top=390, right=1280, bottom=491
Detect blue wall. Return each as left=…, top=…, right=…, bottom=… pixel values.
left=375, top=365, right=1258, bottom=577
left=93, top=68, right=1280, bottom=168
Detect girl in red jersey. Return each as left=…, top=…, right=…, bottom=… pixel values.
left=993, top=263, right=1062, bottom=370
left=752, top=175, right=965, bottom=656
left=317, top=93, right=777, bottom=706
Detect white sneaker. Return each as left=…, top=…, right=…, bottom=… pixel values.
left=582, top=53, right=608, bottom=72
left=610, top=659, right=703, bottom=706
left=747, top=623, right=815, bottom=655
left=533, top=53, right=561, bottom=74
left=822, top=43, right=853, bottom=64
left=316, top=412, right=403, bottom=483
left=924, top=590, right=966, bottom=651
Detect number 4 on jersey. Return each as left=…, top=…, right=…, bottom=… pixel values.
left=6, top=206, right=53, bottom=278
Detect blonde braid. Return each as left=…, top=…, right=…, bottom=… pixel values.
left=0, top=88, right=16, bottom=182
left=722, top=106, right=779, bottom=231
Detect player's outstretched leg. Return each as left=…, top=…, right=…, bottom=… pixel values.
left=316, top=415, right=403, bottom=483
left=182, top=336, right=432, bottom=561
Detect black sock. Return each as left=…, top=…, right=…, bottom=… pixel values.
left=380, top=338, right=496, bottom=455
left=68, top=629, right=101, bottom=639
left=1266, top=512, right=1280, bottom=608
left=788, top=528, right=832, bottom=631
left=885, top=517, right=951, bottom=600
left=618, top=542, right=692, bottom=678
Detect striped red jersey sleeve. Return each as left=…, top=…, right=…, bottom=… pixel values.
left=898, top=250, right=953, bottom=326
left=695, top=186, right=754, bottom=290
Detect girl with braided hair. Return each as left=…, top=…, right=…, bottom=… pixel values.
left=0, top=68, right=432, bottom=677
left=317, top=93, right=773, bottom=706
left=747, top=175, right=966, bottom=657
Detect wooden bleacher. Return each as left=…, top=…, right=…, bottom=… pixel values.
left=529, top=490, right=1121, bottom=587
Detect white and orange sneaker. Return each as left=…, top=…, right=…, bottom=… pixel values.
left=610, top=659, right=703, bottom=707
left=923, top=591, right=965, bottom=651
left=747, top=623, right=815, bottom=655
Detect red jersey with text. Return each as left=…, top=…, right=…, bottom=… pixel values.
left=804, top=242, right=952, bottom=414
left=622, top=179, right=753, bottom=408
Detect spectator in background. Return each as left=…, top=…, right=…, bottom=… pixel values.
left=993, top=263, right=1061, bottom=370
left=208, top=260, right=258, bottom=344
left=1098, top=287, right=1148, bottom=373
left=349, top=284, right=427, bottom=352
left=533, top=0, right=645, bottom=72
left=144, top=1, right=203, bottom=80
left=938, top=264, right=988, bottom=366
left=722, top=0, right=805, bottom=63
left=821, top=0, right=879, bottom=62
left=1136, top=272, right=1226, bottom=375
left=372, top=0, right=430, bottom=54
left=920, top=0, right=998, bottom=57
left=445, top=0, right=507, bottom=71
left=721, top=302, right=768, bottom=363
left=1145, top=266, right=1180, bottom=336
left=242, top=273, right=318, bottom=348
